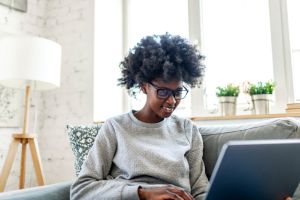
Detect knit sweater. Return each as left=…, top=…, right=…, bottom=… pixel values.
left=70, top=111, right=208, bottom=200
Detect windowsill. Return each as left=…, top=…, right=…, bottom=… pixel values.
left=191, top=112, right=300, bottom=121
left=94, top=113, right=300, bottom=124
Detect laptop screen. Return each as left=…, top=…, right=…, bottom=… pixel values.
left=205, top=139, right=300, bottom=200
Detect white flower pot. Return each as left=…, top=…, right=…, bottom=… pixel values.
left=218, top=96, right=237, bottom=116
left=251, top=94, right=272, bottom=115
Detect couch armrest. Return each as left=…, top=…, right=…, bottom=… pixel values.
left=0, top=181, right=71, bottom=200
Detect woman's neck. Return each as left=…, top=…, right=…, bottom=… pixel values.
left=133, top=109, right=164, bottom=123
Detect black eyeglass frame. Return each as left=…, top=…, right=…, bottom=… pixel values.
left=148, top=82, right=189, bottom=100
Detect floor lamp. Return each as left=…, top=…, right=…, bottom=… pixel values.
left=0, top=35, right=61, bottom=191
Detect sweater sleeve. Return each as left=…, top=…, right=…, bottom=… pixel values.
left=187, top=123, right=209, bottom=200
left=70, top=120, right=140, bottom=200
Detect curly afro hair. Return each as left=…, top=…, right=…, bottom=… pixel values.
left=118, top=33, right=205, bottom=96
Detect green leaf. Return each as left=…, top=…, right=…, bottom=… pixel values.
left=216, top=84, right=240, bottom=97
left=249, top=81, right=275, bottom=95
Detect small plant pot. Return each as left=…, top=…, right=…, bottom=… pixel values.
left=218, top=96, right=237, bottom=116
left=251, top=94, right=271, bottom=115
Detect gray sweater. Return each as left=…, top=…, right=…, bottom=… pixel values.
left=70, top=111, right=208, bottom=200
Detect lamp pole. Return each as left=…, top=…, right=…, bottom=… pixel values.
left=22, top=85, right=30, bottom=135
left=19, top=85, right=31, bottom=188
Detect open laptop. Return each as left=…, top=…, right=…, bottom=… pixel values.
left=205, top=139, right=300, bottom=200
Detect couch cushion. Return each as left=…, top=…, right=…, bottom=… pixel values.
left=198, top=117, right=300, bottom=179
left=66, top=124, right=102, bottom=176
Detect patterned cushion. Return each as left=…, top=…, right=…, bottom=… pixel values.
left=66, top=124, right=102, bottom=176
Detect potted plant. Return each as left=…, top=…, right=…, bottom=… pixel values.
left=216, top=84, right=240, bottom=116
left=247, top=81, right=275, bottom=114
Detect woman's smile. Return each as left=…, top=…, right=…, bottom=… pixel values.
left=161, top=105, right=175, bottom=113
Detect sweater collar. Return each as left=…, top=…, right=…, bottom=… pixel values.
left=128, top=110, right=167, bottom=128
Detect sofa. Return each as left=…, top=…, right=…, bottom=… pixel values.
left=0, top=117, right=299, bottom=200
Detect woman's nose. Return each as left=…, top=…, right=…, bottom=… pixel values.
left=165, top=94, right=176, bottom=104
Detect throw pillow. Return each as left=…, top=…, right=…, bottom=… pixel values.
left=66, top=124, right=102, bottom=176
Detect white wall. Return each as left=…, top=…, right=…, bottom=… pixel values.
left=0, top=0, right=94, bottom=191
left=38, top=0, right=94, bottom=186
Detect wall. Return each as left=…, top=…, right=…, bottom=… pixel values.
left=0, top=0, right=94, bottom=191
left=38, top=0, right=94, bottom=186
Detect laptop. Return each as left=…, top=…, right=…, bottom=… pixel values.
left=205, top=139, right=300, bottom=200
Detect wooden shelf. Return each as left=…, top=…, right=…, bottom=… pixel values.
left=191, top=113, right=300, bottom=121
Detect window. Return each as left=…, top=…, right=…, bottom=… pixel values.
left=200, top=0, right=274, bottom=114
left=93, top=0, right=298, bottom=122
left=93, top=0, right=123, bottom=121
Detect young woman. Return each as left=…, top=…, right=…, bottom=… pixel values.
left=70, top=33, right=294, bottom=200
left=71, top=33, right=207, bottom=200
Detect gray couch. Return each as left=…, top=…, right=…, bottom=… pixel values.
left=0, top=117, right=299, bottom=200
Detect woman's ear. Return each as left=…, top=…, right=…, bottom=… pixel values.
left=141, top=83, right=147, bottom=94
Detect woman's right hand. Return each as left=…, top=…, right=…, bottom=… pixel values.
left=138, top=185, right=194, bottom=200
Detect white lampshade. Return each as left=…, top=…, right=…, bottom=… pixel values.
left=0, top=35, right=61, bottom=90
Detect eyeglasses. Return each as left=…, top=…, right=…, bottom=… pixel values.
left=148, top=82, right=189, bottom=100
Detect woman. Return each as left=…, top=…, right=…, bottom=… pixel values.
left=70, top=33, right=293, bottom=200
left=71, top=33, right=207, bottom=200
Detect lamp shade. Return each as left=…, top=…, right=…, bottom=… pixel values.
left=0, top=35, right=61, bottom=90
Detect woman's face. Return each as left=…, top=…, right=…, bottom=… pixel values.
left=142, top=79, right=187, bottom=122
